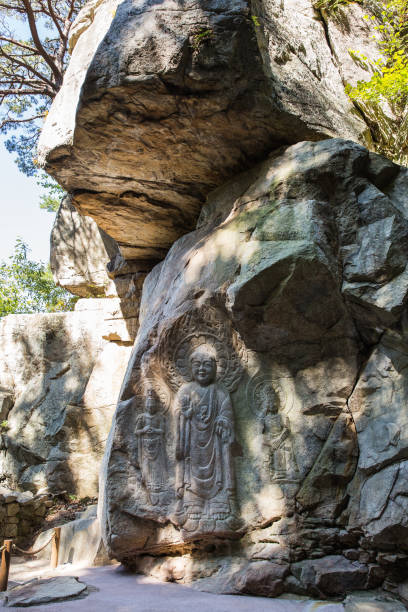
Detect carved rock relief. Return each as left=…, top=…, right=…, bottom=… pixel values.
left=246, top=373, right=299, bottom=485
left=134, top=381, right=170, bottom=507
left=131, top=307, right=248, bottom=539
left=130, top=308, right=305, bottom=541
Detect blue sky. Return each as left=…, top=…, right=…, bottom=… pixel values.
left=0, top=140, right=55, bottom=263
left=0, top=17, right=57, bottom=264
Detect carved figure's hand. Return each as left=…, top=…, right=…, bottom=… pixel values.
left=181, top=395, right=192, bottom=418
left=268, top=429, right=289, bottom=451
left=216, top=418, right=231, bottom=441
left=136, top=425, right=148, bottom=435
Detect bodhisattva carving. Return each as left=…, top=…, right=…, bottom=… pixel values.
left=135, top=386, right=168, bottom=506
left=160, top=307, right=246, bottom=536
left=262, top=390, right=299, bottom=483
left=248, top=374, right=299, bottom=484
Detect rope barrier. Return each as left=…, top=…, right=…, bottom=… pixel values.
left=12, top=533, right=54, bottom=556
left=0, top=526, right=61, bottom=591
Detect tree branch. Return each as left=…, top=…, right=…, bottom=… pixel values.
left=0, top=49, right=56, bottom=91
left=21, top=0, right=62, bottom=86
left=1, top=113, right=45, bottom=128
left=0, top=0, right=83, bottom=169
left=0, top=36, right=39, bottom=55
left=0, top=88, right=48, bottom=95
left=0, top=81, right=55, bottom=96
left=46, top=0, right=65, bottom=40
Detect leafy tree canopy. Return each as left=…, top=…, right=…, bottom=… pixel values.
left=0, top=0, right=83, bottom=190
left=0, top=238, right=77, bottom=316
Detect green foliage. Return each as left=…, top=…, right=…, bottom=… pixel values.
left=192, top=29, right=213, bottom=49
left=0, top=239, right=77, bottom=317
left=37, top=172, right=64, bottom=212
left=0, top=421, right=9, bottom=431
left=251, top=15, right=261, bottom=27
left=347, top=1, right=408, bottom=106
left=39, top=194, right=61, bottom=213
left=314, top=0, right=363, bottom=13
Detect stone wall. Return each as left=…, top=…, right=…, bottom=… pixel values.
left=34, top=505, right=111, bottom=567
left=0, top=487, right=52, bottom=541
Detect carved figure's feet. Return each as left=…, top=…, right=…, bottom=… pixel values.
left=182, top=518, right=200, bottom=532
left=223, top=514, right=244, bottom=531
left=198, top=518, right=215, bottom=532
left=170, top=511, right=187, bottom=527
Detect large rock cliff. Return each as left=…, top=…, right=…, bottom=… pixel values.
left=97, top=138, right=408, bottom=598
left=38, top=0, right=370, bottom=261
left=3, top=0, right=408, bottom=603
left=0, top=298, right=137, bottom=498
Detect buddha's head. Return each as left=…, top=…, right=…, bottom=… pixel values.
left=190, top=344, right=217, bottom=386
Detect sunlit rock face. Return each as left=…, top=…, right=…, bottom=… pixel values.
left=50, top=195, right=154, bottom=301
left=50, top=195, right=119, bottom=297
left=0, top=298, right=138, bottom=498
left=38, top=0, right=367, bottom=261
left=99, top=139, right=408, bottom=597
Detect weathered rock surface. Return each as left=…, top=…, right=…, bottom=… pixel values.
left=38, top=0, right=368, bottom=261
left=50, top=195, right=119, bottom=297
left=321, top=2, right=382, bottom=90
left=347, top=335, right=408, bottom=549
left=96, top=138, right=408, bottom=602
left=343, top=591, right=407, bottom=612
left=4, top=576, right=87, bottom=607
left=0, top=388, right=13, bottom=422
left=51, top=195, right=154, bottom=301
left=0, top=299, right=134, bottom=498
left=292, top=556, right=368, bottom=598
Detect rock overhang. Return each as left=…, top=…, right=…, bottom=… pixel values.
left=38, top=0, right=369, bottom=262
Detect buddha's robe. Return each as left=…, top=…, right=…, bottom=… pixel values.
left=175, top=381, right=234, bottom=516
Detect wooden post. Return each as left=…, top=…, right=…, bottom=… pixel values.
left=50, top=527, right=61, bottom=569
left=0, top=539, right=12, bottom=592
